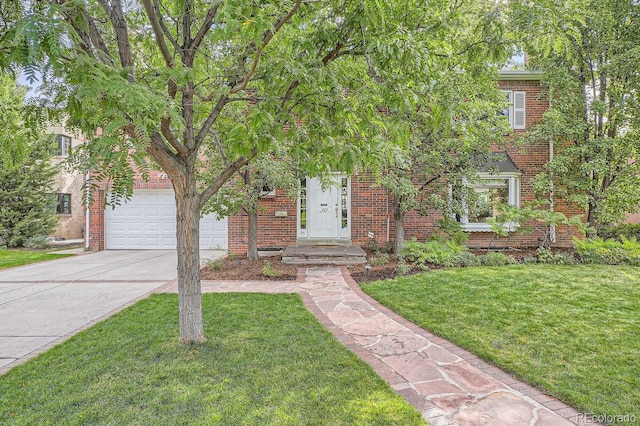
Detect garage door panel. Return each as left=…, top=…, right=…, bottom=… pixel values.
left=105, top=190, right=227, bottom=250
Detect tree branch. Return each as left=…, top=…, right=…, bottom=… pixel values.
left=230, top=0, right=303, bottom=94
left=190, top=3, right=220, bottom=53
left=161, top=117, right=187, bottom=157
left=98, top=0, right=134, bottom=81
left=195, top=94, right=228, bottom=146
left=141, top=0, right=174, bottom=68
left=199, top=151, right=257, bottom=206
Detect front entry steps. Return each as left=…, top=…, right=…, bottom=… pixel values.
left=282, top=245, right=367, bottom=265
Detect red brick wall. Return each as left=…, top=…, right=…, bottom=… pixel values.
left=228, top=192, right=298, bottom=254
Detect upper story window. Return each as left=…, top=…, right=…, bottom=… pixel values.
left=501, top=91, right=526, bottom=130
left=54, top=134, right=72, bottom=157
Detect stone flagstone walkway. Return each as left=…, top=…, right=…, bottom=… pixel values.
left=161, top=266, right=587, bottom=425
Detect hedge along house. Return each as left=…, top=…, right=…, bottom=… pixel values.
left=86, top=69, right=583, bottom=253
left=227, top=69, right=584, bottom=255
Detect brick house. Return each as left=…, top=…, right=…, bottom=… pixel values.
left=47, top=124, right=87, bottom=240
left=87, top=69, right=584, bottom=252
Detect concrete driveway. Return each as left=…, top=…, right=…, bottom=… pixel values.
left=0, top=249, right=225, bottom=373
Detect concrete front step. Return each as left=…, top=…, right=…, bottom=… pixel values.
left=282, top=245, right=367, bottom=265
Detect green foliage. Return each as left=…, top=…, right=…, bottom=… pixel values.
left=444, top=251, right=481, bottom=268
left=573, top=237, right=640, bottom=266
left=204, top=258, right=223, bottom=271
left=0, top=97, right=58, bottom=247
left=478, top=252, right=518, bottom=266
left=370, top=253, right=390, bottom=267
left=510, top=0, right=640, bottom=228
left=24, top=235, right=51, bottom=250
left=395, top=261, right=412, bottom=276
left=431, top=218, right=469, bottom=246
left=535, top=248, right=576, bottom=265
left=598, top=224, right=640, bottom=242
left=488, top=203, right=587, bottom=248
left=401, top=238, right=467, bottom=267
left=262, top=260, right=283, bottom=278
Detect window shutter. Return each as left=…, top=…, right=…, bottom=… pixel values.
left=513, top=91, right=526, bottom=129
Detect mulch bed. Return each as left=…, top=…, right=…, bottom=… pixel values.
left=200, top=255, right=299, bottom=281
left=200, top=247, right=576, bottom=283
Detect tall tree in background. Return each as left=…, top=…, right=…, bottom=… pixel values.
left=0, top=0, right=449, bottom=343
left=510, top=0, right=640, bottom=229
left=375, top=2, right=511, bottom=254
left=0, top=74, right=58, bottom=247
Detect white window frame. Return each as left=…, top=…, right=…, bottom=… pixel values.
left=458, top=172, right=521, bottom=232
left=55, top=134, right=72, bottom=157
left=501, top=90, right=526, bottom=130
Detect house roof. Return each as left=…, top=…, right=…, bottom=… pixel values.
left=477, top=152, right=521, bottom=174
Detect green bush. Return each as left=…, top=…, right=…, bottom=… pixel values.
left=401, top=238, right=466, bottom=267
left=444, top=251, right=481, bottom=268
left=370, top=253, right=390, bottom=266
left=262, top=260, right=283, bottom=278
left=574, top=237, right=640, bottom=266
left=24, top=235, right=51, bottom=250
left=536, top=248, right=575, bottom=265
left=598, top=224, right=640, bottom=242
left=478, top=252, right=518, bottom=266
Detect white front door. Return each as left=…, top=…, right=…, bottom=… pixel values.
left=299, top=175, right=350, bottom=240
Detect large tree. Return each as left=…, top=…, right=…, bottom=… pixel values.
left=374, top=1, right=512, bottom=254
left=510, top=0, right=640, bottom=229
left=0, top=0, right=445, bottom=342
left=0, top=74, right=58, bottom=247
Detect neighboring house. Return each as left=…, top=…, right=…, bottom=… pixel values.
left=47, top=124, right=86, bottom=240
left=86, top=69, right=584, bottom=252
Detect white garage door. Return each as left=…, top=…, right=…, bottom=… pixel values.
left=105, top=190, right=227, bottom=250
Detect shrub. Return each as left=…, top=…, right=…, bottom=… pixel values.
left=395, top=261, right=412, bottom=276
left=443, top=251, right=481, bottom=268
left=370, top=253, right=390, bottom=266
left=401, top=238, right=466, bottom=267
left=598, top=224, right=640, bottom=242
left=262, top=260, right=283, bottom=278
left=478, top=252, right=517, bottom=266
left=536, top=248, right=575, bottom=265
left=24, top=235, right=51, bottom=250
left=574, top=237, right=640, bottom=266
left=204, top=258, right=223, bottom=270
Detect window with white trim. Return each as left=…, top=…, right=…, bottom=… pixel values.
left=456, top=172, right=521, bottom=232
left=54, top=134, right=72, bottom=157
left=501, top=91, right=526, bottom=130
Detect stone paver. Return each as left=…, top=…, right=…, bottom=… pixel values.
left=162, top=266, right=585, bottom=425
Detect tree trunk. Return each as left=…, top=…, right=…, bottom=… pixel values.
left=247, top=209, right=259, bottom=260
left=174, top=182, right=206, bottom=344
left=393, top=200, right=405, bottom=255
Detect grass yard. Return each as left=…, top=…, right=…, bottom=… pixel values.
left=0, top=249, right=73, bottom=270
left=0, top=293, right=424, bottom=425
left=362, top=265, right=640, bottom=417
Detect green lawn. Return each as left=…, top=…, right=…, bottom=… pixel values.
left=361, top=265, right=640, bottom=417
left=0, top=293, right=424, bottom=425
left=0, top=249, right=73, bottom=270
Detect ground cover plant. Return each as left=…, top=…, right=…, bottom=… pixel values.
left=361, top=265, right=640, bottom=417
left=0, top=249, right=73, bottom=270
left=0, top=293, right=424, bottom=425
